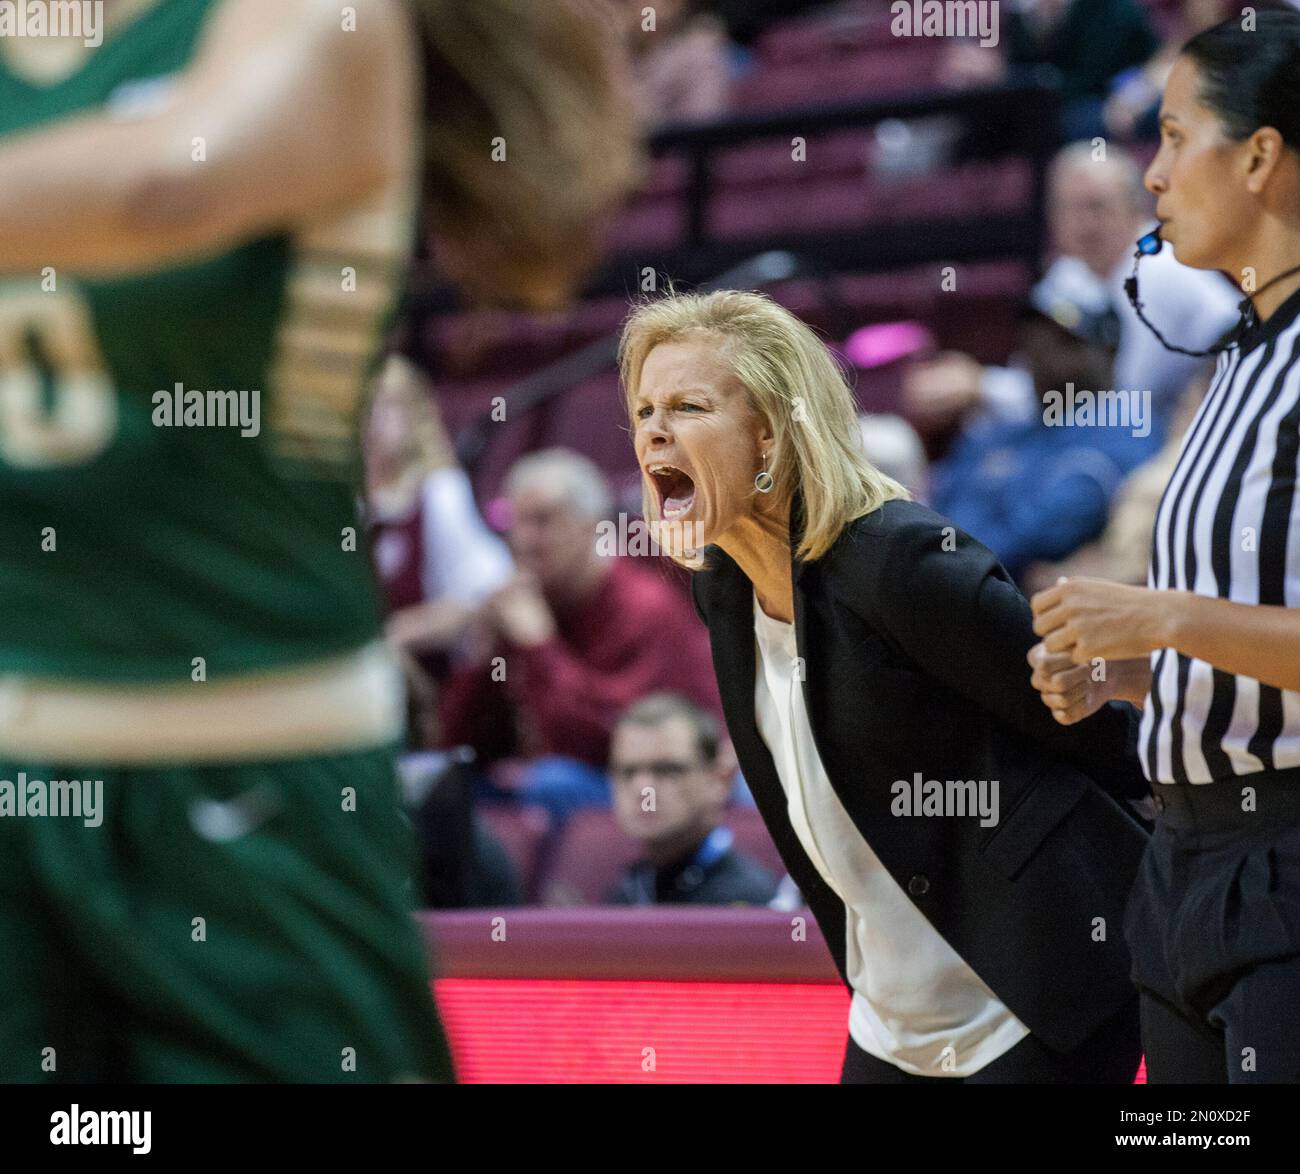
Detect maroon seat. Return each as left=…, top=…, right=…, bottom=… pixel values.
left=606, top=196, right=682, bottom=250
left=713, top=134, right=869, bottom=188
left=732, top=44, right=945, bottom=110
left=432, top=262, right=1034, bottom=475
left=536, top=371, right=633, bottom=479
left=478, top=805, right=553, bottom=903
left=538, top=810, right=641, bottom=906
left=725, top=806, right=786, bottom=881
left=421, top=906, right=838, bottom=981
left=642, top=154, right=691, bottom=198
left=756, top=2, right=882, bottom=62
left=566, top=295, right=635, bottom=340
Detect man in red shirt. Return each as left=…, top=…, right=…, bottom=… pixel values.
left=439, top=448, right=723, bottom=820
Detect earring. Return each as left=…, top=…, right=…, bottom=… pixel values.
left=754, top=450, right=774, bottom=494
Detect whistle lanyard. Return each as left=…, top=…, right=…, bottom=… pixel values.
left=1126, top=228, right=1300, bottom=357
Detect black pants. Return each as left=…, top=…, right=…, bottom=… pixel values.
left=1124, top=772, right=1300, bottom=1084
left=840, top=997, right=1141, bottom=1084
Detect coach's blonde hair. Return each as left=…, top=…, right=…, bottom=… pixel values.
left=619, top=290, right=911, bottom=567
left=414, top=0, right=642, bottom=308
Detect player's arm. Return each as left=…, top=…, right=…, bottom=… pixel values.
left=0, top=0, right=416, bottom=274
left=1035, top=576, right=1300, bottom=695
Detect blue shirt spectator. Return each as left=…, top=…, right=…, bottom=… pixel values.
left=929, top=262, right=1163, bottom=582
left=930, top=401, right=1161, bottom=583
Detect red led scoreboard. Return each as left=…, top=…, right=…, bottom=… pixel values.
left=424, top=908, right=850, bottom=1083
left=424, top=908, right=1149, bottom=1084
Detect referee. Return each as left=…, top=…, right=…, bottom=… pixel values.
left=1028, top=11, right=1300, bottom=1084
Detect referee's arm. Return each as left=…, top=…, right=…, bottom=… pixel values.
left=1034, top=577, right=1300, bottom=695
left=1143, top=590, right=1300, bottom=694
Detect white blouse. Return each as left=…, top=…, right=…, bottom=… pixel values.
left=752, top=590, right=1028, bottom=1076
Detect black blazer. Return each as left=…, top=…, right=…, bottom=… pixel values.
left=691, top=491, right=1150, bottom=1053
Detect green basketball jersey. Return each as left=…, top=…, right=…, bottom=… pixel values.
left=0, top=0, right=416, bottom=684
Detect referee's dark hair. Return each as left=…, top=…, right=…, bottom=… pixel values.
left=1182, top=9, right=1300, bottom=149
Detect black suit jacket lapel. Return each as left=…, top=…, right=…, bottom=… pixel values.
left=693, top=491, right=851, bottom=984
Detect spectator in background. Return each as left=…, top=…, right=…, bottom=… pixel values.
left=439, top=448, right=723, bottom=821
left=1100, top=2, right=1300, bottom=143
left=1023, top=371, right=1210, bottom=592
left=607, top=693, right=777, bottom=905
left=904, top=143, right=1237, bottom=449
left=838, top=320, right=932, bottom=499
left=929, top=261, right=1160, bottom=583
left=621, top=0, right=732, bottom=130
left=398, top=750, right=526, bottom=910
left=1048, top=147, right=1237, bottom=436
left=1103, top=0, right=1237, bottom=143
left=858, top=413, right=929, bottom=500
left=941, top=0, right=1159, bottom=140
left=365, top=355, right=513, bottom=744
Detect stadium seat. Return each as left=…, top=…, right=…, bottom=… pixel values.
left=478, top=804, right=554, bottom=904
left=537, top=810, right=640, bottom=906
left=723, top=806, right=786, bottom=881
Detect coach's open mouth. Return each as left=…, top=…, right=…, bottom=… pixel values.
left=647, top=463, right=697, bottom=518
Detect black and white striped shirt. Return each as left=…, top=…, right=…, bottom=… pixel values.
left=1141, top=287, right=1300, bottom=785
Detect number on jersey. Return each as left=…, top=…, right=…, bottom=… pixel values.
left=0, top=282, right=117, bottom=468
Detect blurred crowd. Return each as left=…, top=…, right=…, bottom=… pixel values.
left=363, top=0, right=1283, bottom=910
left=619, top=0, right=1260, bottom=138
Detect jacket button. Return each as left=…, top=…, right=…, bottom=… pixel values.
left=907, top=874, right=930, bottom=897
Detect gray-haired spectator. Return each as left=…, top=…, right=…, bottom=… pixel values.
left=439, top=448, right=723, bottom=821
left=904, top=142, right=1239, bottom=450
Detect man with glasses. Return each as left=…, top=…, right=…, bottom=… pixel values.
left=607, top=693, right=776, bottom=906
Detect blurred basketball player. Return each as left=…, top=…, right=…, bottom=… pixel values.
left=0, top=0, right=637, bottom=1082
